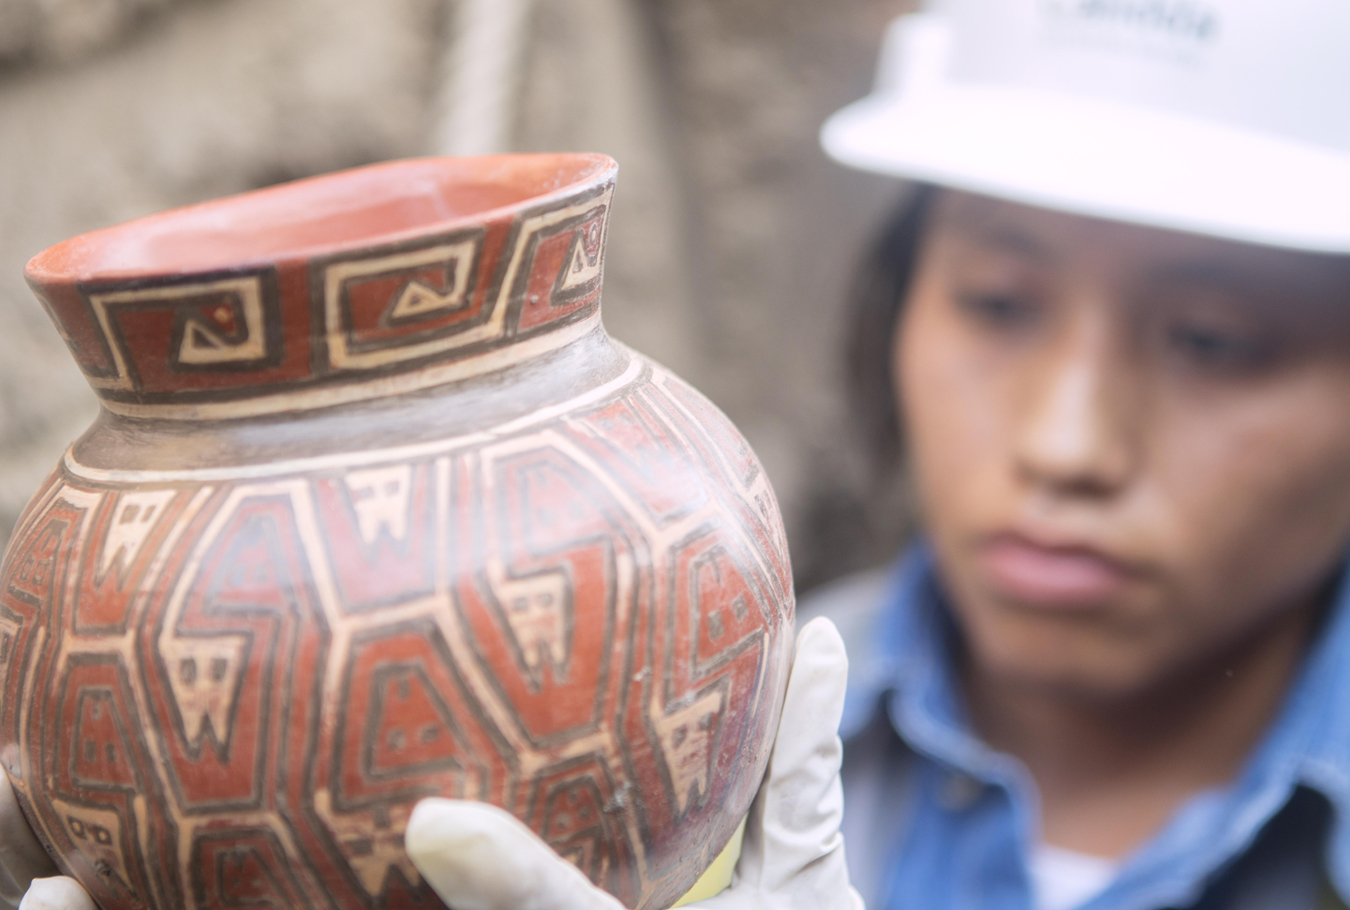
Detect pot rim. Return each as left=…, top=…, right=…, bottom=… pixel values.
left=25, top=153, right=618, bottom=286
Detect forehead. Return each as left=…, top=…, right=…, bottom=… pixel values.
left=930, top=190, right=1350, bottom=305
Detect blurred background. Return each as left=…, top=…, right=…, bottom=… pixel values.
left=0, top=0, right=916, bottom=595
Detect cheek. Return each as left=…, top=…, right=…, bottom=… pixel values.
left=1151, top=376, right=1350, bottom=621
left=897, top=290, right=1014, bottom=541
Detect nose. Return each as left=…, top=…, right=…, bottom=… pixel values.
left=1014, top=313, right=1136, bottom=498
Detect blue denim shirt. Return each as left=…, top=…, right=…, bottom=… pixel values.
left=813, top=546, right=1350, bottom=910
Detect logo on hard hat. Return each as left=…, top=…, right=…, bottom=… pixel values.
left=1041, top=0, right=1220, bottom=43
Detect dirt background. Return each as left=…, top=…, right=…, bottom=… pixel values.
left=0, top=0, right=918, bottom=593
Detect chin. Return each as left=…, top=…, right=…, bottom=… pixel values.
left=964, top=610, right=1154, bottom=701
left=999, top=659, right=1143, bottom=702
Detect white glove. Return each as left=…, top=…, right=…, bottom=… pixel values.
left=0, top=773, right=93, bottom=910
left=406, top=616, right=863, bottom=910
left=11, top=880, right=93, bottom=910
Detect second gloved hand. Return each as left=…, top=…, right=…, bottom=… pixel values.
left=405, top=616, right=862, bottom=910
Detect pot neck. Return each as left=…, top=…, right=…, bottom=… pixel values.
left=68, top=325, right=637, bottom=477
left=32, top=174, right=614, bottom=422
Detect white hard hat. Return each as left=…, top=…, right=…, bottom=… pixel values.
left=821, top=0, right=1350, bottom=253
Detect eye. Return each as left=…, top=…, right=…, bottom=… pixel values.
left=958, top=291, right=1038, bottom=329
left=1165, top=319, right=1270, bottom=369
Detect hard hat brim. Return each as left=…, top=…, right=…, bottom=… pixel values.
left=822, top=84, right=1350, bottom=254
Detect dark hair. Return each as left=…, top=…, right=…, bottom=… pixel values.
left=845, top=184, right=936, bottom=474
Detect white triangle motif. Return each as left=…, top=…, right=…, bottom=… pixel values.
left=387, top=280, right=469, bottom=321
left=344, top=465, right=414, bottom=545
left=161, top=635, right=250, bottom=749
left=313, top=791, right=422, bottom=898
left=559, top=229, right=602, bottom=291
left=487, top=561, right=569, bottom=675
left=98, top=490, right=176, bottom=580
left=176, top=288, right=267, bottom=366
left=653, top=689, right=725, bottom=814
left=52, top=799, right=134, bottom=892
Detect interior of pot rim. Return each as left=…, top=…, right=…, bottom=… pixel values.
left=26, top=153, right=617, bottom=285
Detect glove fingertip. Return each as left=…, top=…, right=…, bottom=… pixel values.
left=18, top=877, right=95, bottom=910
left=787, top=618, right=849, bottom=712
left=794, top=617, right=848, bottom=668
left=405, top=799, right=526, bottom=869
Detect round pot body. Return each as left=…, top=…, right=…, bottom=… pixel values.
left=0, top=154, right=794, bottom=910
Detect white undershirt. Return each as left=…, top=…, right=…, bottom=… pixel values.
left=1029, top=844, right=1120, bottom=910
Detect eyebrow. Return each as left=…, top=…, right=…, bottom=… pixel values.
left=938, top=200, right=1057, bottom=263
left=969, top=225, right=1056, bottom=262
left=1147, top=261, right=1254, bottom=294
left=1148, top=260, right=1334, bottom=308
left=1148, top=260, right=1350, bottom=325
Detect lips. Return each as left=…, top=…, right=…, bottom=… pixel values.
left=978, top=534, right=1136, bottom=607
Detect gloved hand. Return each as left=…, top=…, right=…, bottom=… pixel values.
left=405, top=616, right=863, bottom=910
left=0, top=773, right=92, bottom=910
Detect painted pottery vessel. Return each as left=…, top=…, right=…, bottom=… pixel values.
left=0, top=154, right=794, bottom=910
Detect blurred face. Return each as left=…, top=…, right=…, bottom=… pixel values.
left=898, top=191, right=1350, bottom=700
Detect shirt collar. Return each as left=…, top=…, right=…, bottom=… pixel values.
left=840, top=543, right=1350, bottom=894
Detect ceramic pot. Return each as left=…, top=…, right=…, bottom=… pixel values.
left=0, top=154, right=794, bottom=910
